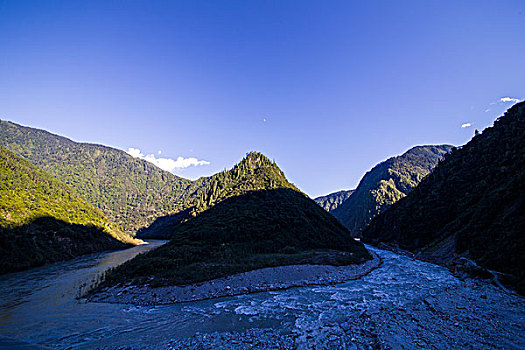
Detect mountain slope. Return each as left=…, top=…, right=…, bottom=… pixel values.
left=332, top=145, right=452, bottom=237
left=138, top=152, right=300, bottom=239
left=0, top=146, right=137, bottom=273
left=0, top=120, right=208, bottom=234
left=314, top=190, right=355, bottom=212
left=362, top=102, right=525, bottom=294
left=190, top=152, right=299, bottom=212
left=102, top=188, right=371, bottom=287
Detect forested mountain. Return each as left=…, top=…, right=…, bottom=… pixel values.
left=102, top=188, right=371, bottom=287
left=332, top=145, right=452, bottom=237
left=0, top=147, right=137, bottom=274
left=314, top=190, right=355, bottom=212
left=190, top=152, right=299, bottom=212
left=362, top=102, right=525, bottom=294
left=138, top=152, right=299, bottom=238
left=0, top=120, right=208, bottom=235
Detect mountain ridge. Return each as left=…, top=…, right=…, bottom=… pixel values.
left=314, top=190, right=355, bottom=212
left=0, top=120, right=209, bottom=235
left=138, top=152, right=299, bottom=239
left=332, top=144, right=452, bottom=237
left=362, top=102, right=525, bottom=294
left=99, top=153, right=371, bottom=287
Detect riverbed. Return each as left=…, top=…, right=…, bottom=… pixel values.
left=0, top=243, right=523, bottom=349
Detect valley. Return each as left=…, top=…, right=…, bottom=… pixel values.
left=0, top=103, right=523, bottom=349
left=1, top=2, right=523, bottom=348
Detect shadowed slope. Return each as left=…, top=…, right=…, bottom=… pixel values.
left=363, top=102, right=525, bottom=294
left=0, top=147, right=136, bottom=273
left=0, top=217, right=130, bottom=274
left=138, top=152, right=300, bottom=239
left=102, top=188, right=371, bottom=287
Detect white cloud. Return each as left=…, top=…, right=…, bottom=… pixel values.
left=127, top=147, right=142, bottom=158
left=500, top=97, right=520, bottom=103
left=461, top=123, right=472, bottom=128
left=127, top=147, right=210, bottom=172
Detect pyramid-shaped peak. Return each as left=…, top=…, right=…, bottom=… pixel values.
left=240, top=151, right=274, bottom=167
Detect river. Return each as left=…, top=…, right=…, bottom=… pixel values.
left=0, top=243, right=523, bottom=349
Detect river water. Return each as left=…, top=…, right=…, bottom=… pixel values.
left=0, top=243, right=523, bottom=349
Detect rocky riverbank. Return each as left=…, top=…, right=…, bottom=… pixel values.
left=105, top=248, right=525, bottom=350
left=3, top=244, right=523, bottom=349
left=89, top=251, right=381, bottom=305
left=140, top=278, right=525, bottom=350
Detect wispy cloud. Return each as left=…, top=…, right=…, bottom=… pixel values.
left=500, top=97, right=521, bottom=103
left=127, top=147, right=210, bottom=172
left=461, top=123, right=472, bottom=128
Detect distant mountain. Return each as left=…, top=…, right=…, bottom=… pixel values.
left=314, top=190, right=355, bottom=212
left=0, top=120, right=208, bottom=235
left=101, top=156, right=371, bottom=287
left=138, top=152, right=299, bottom=239
left=331, top=145, right=452, bottom=237
left=363, top=102, right=525, bottom=294
left=0, top=146, right=137, bottom=274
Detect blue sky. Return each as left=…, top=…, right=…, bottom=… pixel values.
left=0, top=1, right=523, bottom=197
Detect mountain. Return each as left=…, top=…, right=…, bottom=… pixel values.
left=314, top=190, right=355, bottom=212
left=0, top=120, right=208, bottom=235
left=332, top=145, right=452, bottom=237
left=0, top=146, right=137, bottom=274
left=100, top=155, right=371, bottom=287
left=190, top=152, right=299, bottom=213
left=137, top=152, right=299, bottom=239
left=362, top=102, right=525, bottom=294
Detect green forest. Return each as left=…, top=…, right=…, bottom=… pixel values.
left=332, top=145, right=452, bottom=237
left=0, top=120, right=209, bottom=235
left=138, top=152, right=301, bottom=239
left=100, top=188, right=371, bottom=288
left=314, top=190, right=355, bottom=212
left=0, top=146, right=136, bottom=273
left=2, top=101, right=523, bottom=296
left=363, top=102, right=525, bottom=294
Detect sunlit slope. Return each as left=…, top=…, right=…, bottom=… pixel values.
left=138, top=152, right=300, bottom=239
left=0, top=146, right=137, bottom=273
left=332, top=145, right=452, bottom=237
left=0, top=120, right=209, bottom=235
left=314, top=190, right=355, bottom=212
